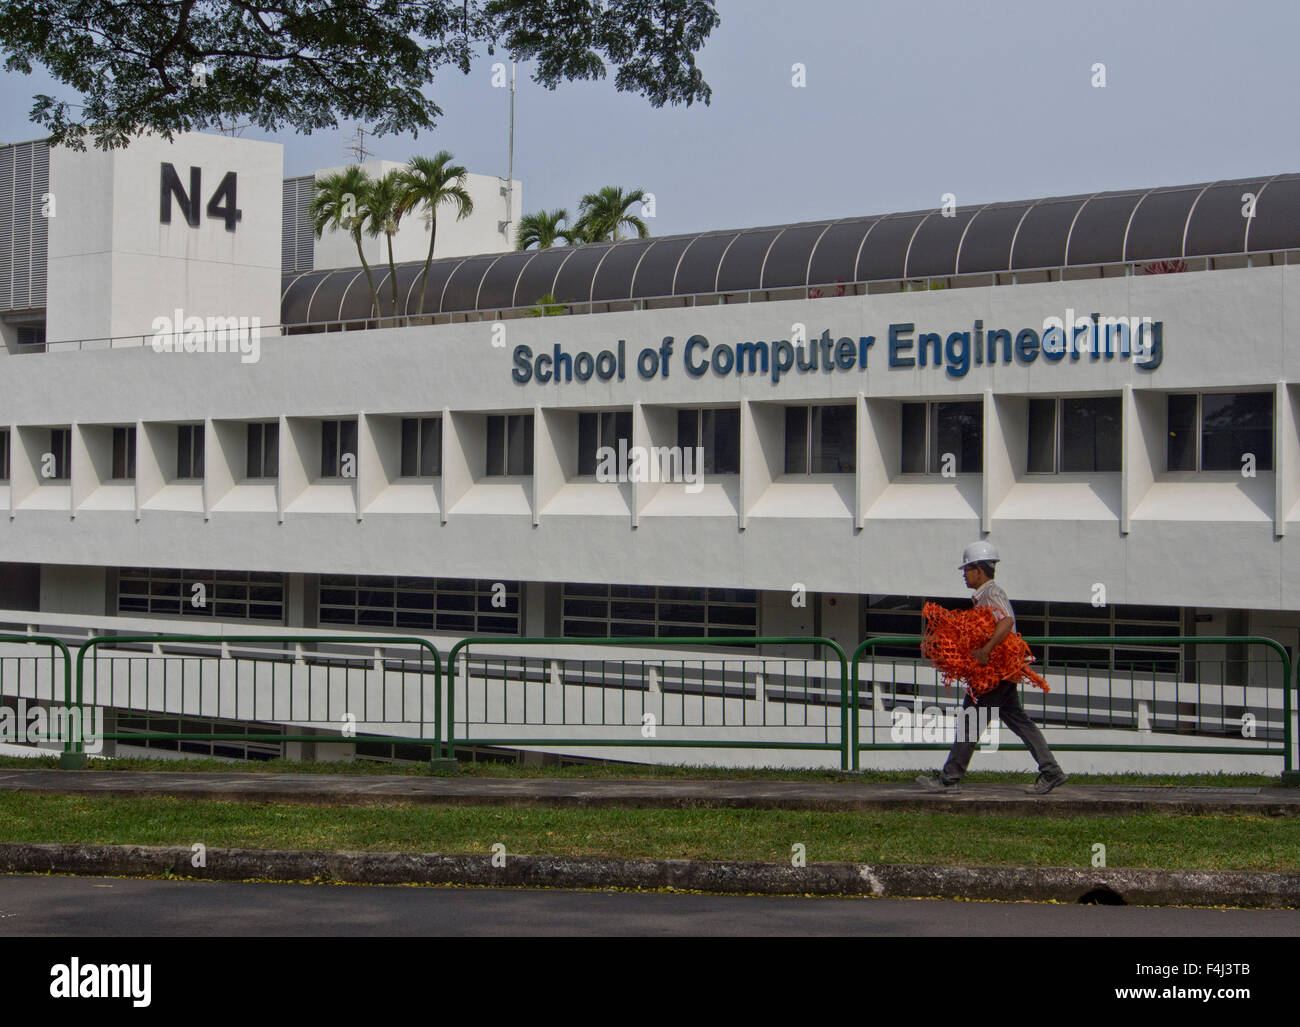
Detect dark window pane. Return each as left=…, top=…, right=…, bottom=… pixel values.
left=1027, top=398, right=1056, bottom=472
left=177, top=426, right=192, bottom=479
left=658, top=603, right=705, bottom=624
left=192, top=426, right=205, bottom=478
left=486, top=416, right=505, bottom=476
left=785, top=406, right=808, bottom=474
left=564, top=620, right=607, bottom=637
left=677, top=409, right=698, bottom=451
left=1167, top=394, right=1197, bottom=471
left=932, top=402, right=982, bottom=473
left=517, top=415, right=534, bottom=475
left=1061, top=397, right=1121, bottom=472
left=578, top=412, right=598, bottom=476
left=705, top=408, right=740, bottom=474
left=264, top=423, right=278, bottom=478
left=321, top=421, right=338, bottom=477
left=611, top=601, right=656, bottom=621
left=708, top=605, right=757, bottom=626
left=901, top=403, right=926, bottom=473
left=505, top=414, right=533, bottom=476
left=340, top=420, right=358, bottom=474
left=401, top=418, right=419, bottom=477
left=1201, top=392, right=1273, bottom=471
left=420, top=418, right=441, bottom=476
left=250, top=423, right=262, bottom=477
left=563, top=598, right=608, bottom=619
left=813, top=404, right=855, bottom=473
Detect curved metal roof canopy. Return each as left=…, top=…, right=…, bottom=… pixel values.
left=281, top=173, right=1300, bottom=326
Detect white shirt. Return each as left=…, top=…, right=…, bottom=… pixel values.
left=972, top=580, right=1015, bottom=628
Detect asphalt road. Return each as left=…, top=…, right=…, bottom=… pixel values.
left=2, top=873, right=1298, bottom=937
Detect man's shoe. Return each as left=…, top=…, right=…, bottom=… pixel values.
left=1028, top=772, right=1069, bottom=795
left=915, top=773, right=962, bottom=794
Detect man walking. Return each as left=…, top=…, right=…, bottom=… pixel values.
left=917, top=541, right=1068, bottom=795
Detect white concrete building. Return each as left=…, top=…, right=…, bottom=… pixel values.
left=0, top=130, right=1296, bottom=771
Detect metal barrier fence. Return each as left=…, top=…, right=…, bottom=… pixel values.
left=443, top=636, right=852, bottom=767
left=52, top=635, right=443, bottom=769
left=850, top=635, right=1294, bottom=776
left=0, top=629, right=1292, bottom=777
left=0, top=635, right=78, bottom=765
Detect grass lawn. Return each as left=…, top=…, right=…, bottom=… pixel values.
left=1, top=793, right=1297, bottom=871
left=0, top=754, right=1283, bottom=789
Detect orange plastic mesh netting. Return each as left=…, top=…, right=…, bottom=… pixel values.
left=920, top=602, right=1050, bottom=701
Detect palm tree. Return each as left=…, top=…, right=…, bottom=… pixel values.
left=397, top=152, right=474, bottom=314
left=575, top=186, right=649, bottom=243
left=360, top=169, right=407, bottom=317
left=525, top=293, right=568, bottom=317
left=516, top=209, right=577, bottom=250
left=309, top=167, right=381, bottom=321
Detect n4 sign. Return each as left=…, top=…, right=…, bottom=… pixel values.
left=159, top=163, right=242, bottom=231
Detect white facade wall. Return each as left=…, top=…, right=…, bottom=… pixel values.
left=0, top=264, right=1295, bottom=613
left=45, top=132, right=282, bottom=345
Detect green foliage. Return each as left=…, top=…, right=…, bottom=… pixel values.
left=309, top=166, right=381, bottom=318
left=516, top=209, right=577, bottom=250
left=526, top=292, right=568, bottom=316
left=0, top=0, right=719, bottom=150
left=397, top=152, right=474, bottom=314
left=575, top=185, right=648, bottom=242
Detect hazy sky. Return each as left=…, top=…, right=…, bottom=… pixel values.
left=2, top=0, right=1297, bottom=237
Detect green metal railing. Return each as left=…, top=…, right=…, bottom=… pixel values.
left=850, top=635, right=1294, bottom=775
left=0, top=627, right=1291, bottom=777
left=61, top=635, right=443, bottom=768
left=0, top=635, right=77, bottom=765
left=443, top=636, right=852, bottom=767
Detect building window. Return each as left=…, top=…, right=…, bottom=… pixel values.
left=562, top=583, right=758, bottom=638
left=318, top=575, right=521, bottom=633
left=400, top=417, right=441, bottom=477
left=785, top=404, right=855, bottom=474
left=177, top=424, right=205, bottom=480
left=320, top=419, right=358, bottom=478
left=900, top=401, right=982, bottom=474
left=111, top=426, right=136, bottom=480
left=246, top=421, right=279, bottom=479
left=117, top=567, right=285, bottom=621
left=486, top=414, right=533, bottom=476
left=0, top=428, right=9, bottom=482
left=1167, top=392, right=1273, bottom=472
left=676, top=408, right=740, bottom=474
left=578, top=411, right=632, bottom=476
left=1027, top=397, right=1121, bottom=473
left=47, top=428, right=71, bottom=481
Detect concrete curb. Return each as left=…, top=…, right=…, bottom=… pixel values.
left=2, top=843, right=1297, bottom=908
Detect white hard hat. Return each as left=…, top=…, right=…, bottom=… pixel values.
left=959, top=541, right=1000, bottom=569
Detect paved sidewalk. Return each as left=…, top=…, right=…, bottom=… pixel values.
left=0, top=769, right=1296, bottom=816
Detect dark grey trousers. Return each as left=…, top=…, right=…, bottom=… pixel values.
left=940, top=680, right=1062, bottom=784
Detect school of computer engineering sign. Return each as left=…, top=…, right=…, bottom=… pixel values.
left=511, top=313, right=1164, bottom=385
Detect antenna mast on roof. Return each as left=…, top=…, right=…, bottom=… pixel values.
left=501, top=62, right=515, bottom=243
left=345, top=125, right=374, bottom=164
